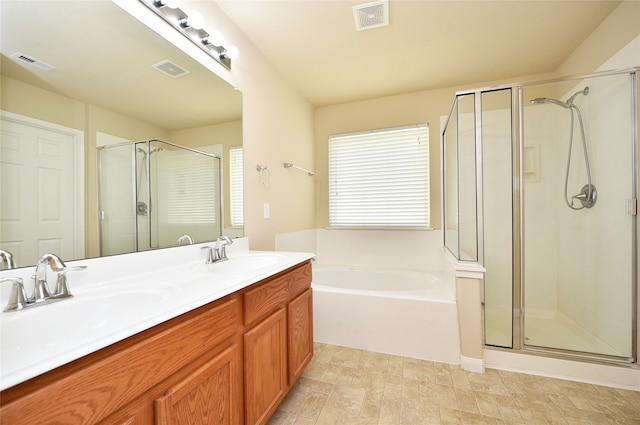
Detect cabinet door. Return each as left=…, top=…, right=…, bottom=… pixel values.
left=244, top=309, right=287, bottom=425
left=155, top=344, right=241, bottom=425
left=287, top=288, right=313, bottom=386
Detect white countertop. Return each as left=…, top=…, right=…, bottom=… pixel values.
left=0, top=240, right=314, bottom=391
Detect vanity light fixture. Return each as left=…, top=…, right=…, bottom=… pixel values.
left=153, top=0, right=180, bottom=9
left=185, top=10, right=204, bottom=30
left=140, top=0, right=237, bottom=70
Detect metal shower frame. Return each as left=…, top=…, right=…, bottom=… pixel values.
left=445, top=67, right=639, bottom=365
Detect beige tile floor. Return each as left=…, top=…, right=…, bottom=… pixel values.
left=268, top=343, right=640, bottom=425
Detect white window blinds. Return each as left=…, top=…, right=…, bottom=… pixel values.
left=328, top=124, right=430, bottom=228
left=229, top=146, right=244, bottom=227
left=165, top=153, right=218, bottom=224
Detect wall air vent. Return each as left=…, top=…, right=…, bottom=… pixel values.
left=152, top=59, right=190, bottom=78
left=352, top=0, right=389, bottom=31
left=10, top=52, right=55, bottom=71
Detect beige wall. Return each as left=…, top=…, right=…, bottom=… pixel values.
left=175, top=1, right=316, bottom=251
left=557, top=0, right=640, bottom=77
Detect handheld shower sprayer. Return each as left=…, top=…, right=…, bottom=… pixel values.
left=529, top=86, right=596, bottom=210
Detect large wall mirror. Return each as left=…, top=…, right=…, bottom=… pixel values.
left=0, top=1, right=243, bottom=268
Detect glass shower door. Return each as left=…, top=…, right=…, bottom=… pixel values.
left=98, top=144, right=136, bottom=256
left=482, top=89, right=515, bottom=348
left=521, top=72, right=635, bottom=359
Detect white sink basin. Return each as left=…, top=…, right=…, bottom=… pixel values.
left=1, top=281, right=181, bottom=352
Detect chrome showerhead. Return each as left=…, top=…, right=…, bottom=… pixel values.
left=530, top=97, right=571, bottom=108
left=530, top=87, right=589, bottom=109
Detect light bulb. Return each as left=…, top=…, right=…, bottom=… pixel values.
left=208, top=30, right=224, bottom=46
left=186, top=11, right=204, bottom=29
left=225, top=45, right=240, bottom=60
left=164, top=0, right=181, bottom=8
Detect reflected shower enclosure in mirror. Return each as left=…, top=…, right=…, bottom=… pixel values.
left=98, top=139, right=222, bottom=257
left=0, top=1, right=243, bottom=268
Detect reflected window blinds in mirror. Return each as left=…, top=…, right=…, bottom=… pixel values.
left=140, top=0, right=239, bottom=70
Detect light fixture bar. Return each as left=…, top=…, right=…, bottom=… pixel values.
left=139, top=0, right=232, bottom=70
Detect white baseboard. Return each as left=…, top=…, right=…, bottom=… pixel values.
left=484, top=348, right=640, bottom=390
left=461, top=355, right=485, bottom=373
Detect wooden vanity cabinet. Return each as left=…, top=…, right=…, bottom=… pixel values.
left=243, top=261, right=313, bottom=425
left=287, top=287, right=313, bottom=386
left=0, top=260, right=312, bottom=425
left=243, top=309, right=288, bottom=425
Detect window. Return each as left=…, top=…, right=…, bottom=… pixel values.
left=229, top=146, right=244, bottom=227
left=328, top=124, right=430, bottom=228
left=165, top=152, right=218, bottom=224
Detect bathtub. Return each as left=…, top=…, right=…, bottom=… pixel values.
left=312, top=265, right=461, bottom=363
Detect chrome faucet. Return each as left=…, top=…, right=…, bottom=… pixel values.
left=1, top=277, right=28, bottom=311
left=2, top=253, right=87, bottom=312
left=32, top=253, right=67, bottom=302
left=215, top=236, right=233, bottom=261
left=200, top=236, right=234, bottom=264
left=177, top=234, right=194, bottom=245
left=0, top=249, right=17, bottom=270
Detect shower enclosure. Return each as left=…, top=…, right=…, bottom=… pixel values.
left=98, top=139, right=222, bottom=256
left=443, top=69, right=638, bottom=363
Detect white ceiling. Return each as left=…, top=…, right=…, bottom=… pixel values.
left=216, top=0, right=622, bottom=106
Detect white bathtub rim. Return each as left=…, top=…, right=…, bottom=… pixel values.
left=312, top=263, right=455, bottom=302
left=313, top=263, right=445, bottom=275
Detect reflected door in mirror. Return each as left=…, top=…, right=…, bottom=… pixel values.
left=0, top=114, right=84, bottom=268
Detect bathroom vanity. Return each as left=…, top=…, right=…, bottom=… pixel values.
left=0, top=243, right=313, bottom=425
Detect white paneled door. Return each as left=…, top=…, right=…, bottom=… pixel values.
left=0, top=112, right=84, bottom=268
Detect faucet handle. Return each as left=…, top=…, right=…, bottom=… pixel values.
left=1, top=277, right=27, bottom=312
left=52, top=266, right=87, bottom=298
left=215, top=236, right=233, bottom=261
left=31, top=253, right=67, bottom=303
left=201, top=246, right=215, bottom=264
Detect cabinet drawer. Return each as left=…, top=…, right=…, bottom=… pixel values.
left=243, top=262, right=312, bottom=325
left=0, top=297, right=240, bottom=425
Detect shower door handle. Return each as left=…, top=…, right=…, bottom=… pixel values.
left=625, top=198, right=637, bottom=216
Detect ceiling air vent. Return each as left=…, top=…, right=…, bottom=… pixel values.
left=10, top=52, right=55, bottom=71
left=352, top=0, right=389, bottom=31
left=152, top=60, right=190, bottom=78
